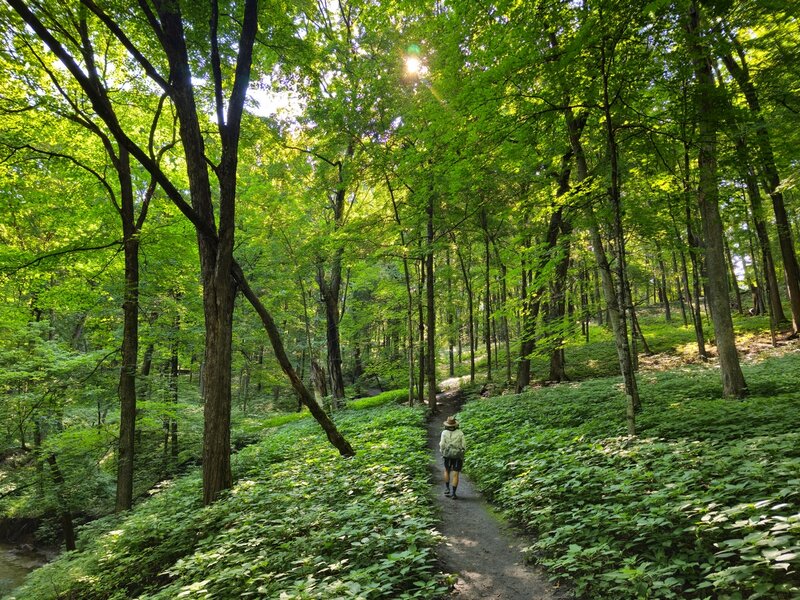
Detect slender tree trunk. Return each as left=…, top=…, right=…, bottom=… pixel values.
left=685, top=201, right=709, bottom=360
left=480, top=210, right=492, bottom=382
left=725, top=239, right=743, bottom=315
left=46, top=454, right=76, bottom=551
left=596, top=30, right=640, bottom=423
left=658, top=255, right=672, bottom=322
left=446, top=249, right=456, bottom=378
left=115, top=147, right=138, bottom=512
left=418, top=256, right=426, bottom=404
left=387, top=178, right=416, bottom=404
left=491, top=242, right=513, bottom=382
left=454, top=239, right=476, bottom=383
left=687, top=1, right=747, bottom=397
left=722, top=43, right=800, bottom=336
left=169, top=321, right=179, bottom=458
left=671, top=249, right=689, bottom=327
left=426, top=193, right=437, bottom=413
left=547, top=157, right=573, bottom=383
left=516, top=210, right=562, bottom=392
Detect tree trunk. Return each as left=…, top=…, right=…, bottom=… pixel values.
left=317, top=269, right=346, bottom=405
left=596, top=31, right=640, bottom=423
left=547, top=156, right=573, bottom=383
left=687, top=1, right=747, bottom=398
left=426, top=193, right=437, bottom=413
left=455, top=240, right=475, bottom=383
left=46, top=454, right=76, bottom=551
left=115, top=146, right=138, bottom=513
left=722, top=42, right=800, bottom=336
left=725, top=239, right=743, bottom=315
left=659, top=256, right=672, bottom=323
left=446, top=249, right=456, bottom=378
left=387, top=178, right=416, bottom=404
left=480, top=210, right=492, bottom=382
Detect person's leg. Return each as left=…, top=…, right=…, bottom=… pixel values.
left=443, top=460, right=451, bottom=495
left=451, top=470, right=460, bottom=498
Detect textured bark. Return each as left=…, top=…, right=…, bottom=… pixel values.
left=6, top=1, right=356, bottom=502
left=116, top=146, right=138, bottom=512
left=687, top=2, right=747, bottom=398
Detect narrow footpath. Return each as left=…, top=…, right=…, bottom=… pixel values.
left=427, top=391, right=565, bottom=600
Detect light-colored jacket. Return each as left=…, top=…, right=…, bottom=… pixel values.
left=439, top=428, right=466, bottom=458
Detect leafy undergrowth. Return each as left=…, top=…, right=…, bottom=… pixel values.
left=461, top=352, right=800, bottom=599
left=11, top=400, right=446, bottom=600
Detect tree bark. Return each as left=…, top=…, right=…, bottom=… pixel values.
left=425, top=193, right=437, bottom=413
left=686, top=1, right=747, bottom=398
left=454, top=239, right=475, bottom=383
left=722, top=41, right=800, bottom=336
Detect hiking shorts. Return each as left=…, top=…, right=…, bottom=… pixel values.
left=443, top=456, right=463, bottom=472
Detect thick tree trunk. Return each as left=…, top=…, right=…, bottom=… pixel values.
left=687, top=2, right=747, bottom=398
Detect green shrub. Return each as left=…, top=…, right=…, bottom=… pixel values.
left=12, top=404, right=446, bottom=600
left=460, top=354, right=800, bottom=599
left=347, top=388, right=409, bottom=410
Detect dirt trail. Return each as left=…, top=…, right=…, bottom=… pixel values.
left=427, top=391, right=565, bottom=600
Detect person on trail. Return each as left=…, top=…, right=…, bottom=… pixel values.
left=439, top=416, right=466, bottom=499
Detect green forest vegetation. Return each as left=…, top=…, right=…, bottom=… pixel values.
left=1, top=0, right=799, bottom=598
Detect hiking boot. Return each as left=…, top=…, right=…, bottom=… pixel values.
left=451, top=493, right=458, bottom=500
left=444, top=489, right=451, bottom=497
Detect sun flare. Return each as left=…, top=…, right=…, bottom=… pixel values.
left=405, top=55, right=422, bottom=75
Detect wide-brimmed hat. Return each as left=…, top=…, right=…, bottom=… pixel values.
left=443, top=416, right=459, bottom=428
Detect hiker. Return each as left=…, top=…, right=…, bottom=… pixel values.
left=440, top=415, right=466, bottom=499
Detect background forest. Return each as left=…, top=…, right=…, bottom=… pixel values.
left=0, top=0, right=798, bottom=598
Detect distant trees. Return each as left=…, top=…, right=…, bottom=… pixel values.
left=1, top=0, right=798, bottom=530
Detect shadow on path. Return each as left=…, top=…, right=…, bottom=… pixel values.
left=427, top=391, right=565, bottom=600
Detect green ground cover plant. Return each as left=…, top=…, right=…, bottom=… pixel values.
left=460, top=353, right=800, bottom=599
left=10, top=402, right=446, bottom=600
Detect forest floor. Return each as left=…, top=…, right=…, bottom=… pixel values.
left=426, top=389, right=567, bottom=600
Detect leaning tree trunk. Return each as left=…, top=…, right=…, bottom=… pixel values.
left=687, top=1, right=747, bottom=398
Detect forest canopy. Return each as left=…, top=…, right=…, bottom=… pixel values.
left=0, top=0, right=799, bottom=597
